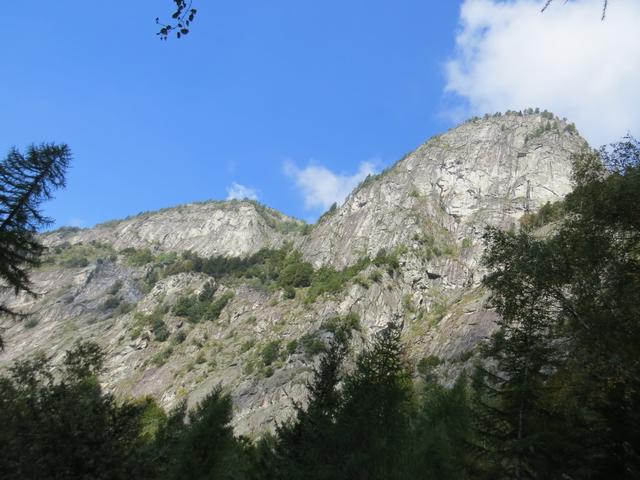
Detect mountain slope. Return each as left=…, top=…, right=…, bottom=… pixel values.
left=301, top=112, right=584, bottom=268
left=43, top=200, right=307, bottom=258
left=0, top=111, right=588, bottom=436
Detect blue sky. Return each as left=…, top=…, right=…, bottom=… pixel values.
left=2, top=1, right=638, bottom=227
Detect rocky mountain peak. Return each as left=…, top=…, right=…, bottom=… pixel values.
left=301, top=111, right=586, bottom=267
left=1, top=111, right=589, bottom=436
left=43, top=199, right=307, bottom=258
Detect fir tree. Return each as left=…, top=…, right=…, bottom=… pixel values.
left=265, top=339, right=347, bottom=480
left=410, top=375, right=476, bottom=480
left=0, top=341, right=150, bottom=480
left=333, top=322, right=414, bottom=480
left=0, top=143, right=70, bottom=336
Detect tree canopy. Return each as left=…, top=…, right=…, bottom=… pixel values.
left=0, top=143, right=70, bottom=348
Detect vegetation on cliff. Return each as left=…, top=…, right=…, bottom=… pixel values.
left=2, top=136, right=638, bottom=479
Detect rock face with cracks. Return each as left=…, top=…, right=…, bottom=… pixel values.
left=0, top=112, right=588, bottom=437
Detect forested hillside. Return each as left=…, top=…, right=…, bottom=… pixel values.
left=2, top=132, right=638, bottom=479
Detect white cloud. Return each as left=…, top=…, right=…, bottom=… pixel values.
left=445, top=0, right=640, bottom=146
left=284, top=160, right=377, bottom=211
left=67, top=217, right=84, bottom=228
left=226, top=182, right=259, bottom=201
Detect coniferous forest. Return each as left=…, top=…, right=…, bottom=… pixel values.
left=1, top=137, right=638, bottom=479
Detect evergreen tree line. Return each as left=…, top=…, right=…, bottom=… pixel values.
left=1, top=324, right=476, bottom=480
left=1, top=137, right=639, bottom=478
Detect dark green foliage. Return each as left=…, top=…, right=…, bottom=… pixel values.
left=322, top=312, right=361, bottom=342
left=151, top=346, right=174, bottom=366
left=266, top=340, right=348, bottom=480
left=369, top=269, right=382, bottom=282
left=171, top=330, right=187, bottom=345
left=150, top=387, right=256, bottom=479
left=300, top=332, right=327, bottom=358
left=44, top=241, right=115, bottom=269
left=334, top=323, right=414, bottom=480
left=278, top=251, right=314, bottom=288
left=274, top=220, right=311, bottom=235
left=564, top=122, right=578, bottom=134
left=263, top=323, right=422, bottom=480
left=410, top=376, right=476, bottom=480
left=525, top=121, right=560, bottom=143
left=131, top=307, right=170, bottom=342
left=61, top=254, right=89, bottom=268
left=540, top=110, right=551, bottom=119
left=122, top=247, right=155, bottom=266
left=130, top=243, right=380, bottom=304
left=472, top=237, right=565, bottom=478
left=173, top=290, right=234, bottom=323
left=168, top=387, right=237, bottom=478
left=305, top=266, right=347, bottom=301
left=152, top=317, right=170, bottom=342
left=0, top=341, right=151, bottom=480
left=305, top=256, right=372, bottom=303
left=162, top=244, right=314, bottom=293
left=295, top=313, right=361, bottom=360
left=285, top=338, right=298, bottom=355
left=476, top=136, right=640, bottom=478
left=172, top=295, right=197, bottom=318
left=209, top=291, right=234, bottom=318
left=100, top=294, right=122, bottom=311
left=115, top=301, right=135, bottom=316
left=417, top=355, right=442, bottom=378
left=63, top=340, right=105, bottom=381
left=0, top=342, right=257, bottom=480
left=1, top=323, right=481, bottom=480
left=260, top=340, right=282, bottom=366
left=519, top=200, right=564, bottom=231
left=240, top=338, right=256, bottom=353
left=372, top=247, right=402, bottom=275
left=23, top=317, right=38, bottom=329
left=6, top=138, right=638, bottom=478
left=108, top=279, right=123, bottom=295
left=0, top=143, right=70, bottom=322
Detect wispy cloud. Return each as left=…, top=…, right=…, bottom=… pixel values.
left=444, top=0, right=640, bottom=146
left=284, top=160, right=377, bottom=211
left=67, top=217, right=85, bottom=228
left=226, top=182, right=259, bottom=201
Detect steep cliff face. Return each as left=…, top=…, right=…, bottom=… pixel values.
left=42, top=200, right=306, bottom=258
left=0, top=112, right=588, bottom=436
left=301, top=113, right=585, bottom=268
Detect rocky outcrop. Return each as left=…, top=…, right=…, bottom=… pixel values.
left=0, top=112, right=588, bottom=436
left=301, top=113, right=585, bottom=268
left=42, top=200, right=306, bottom=258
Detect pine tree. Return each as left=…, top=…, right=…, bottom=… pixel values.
left=0, top=143, right=70, bottom=345
left=168, top=386, right=242, bottom=480
left=0, top=341, right=150, bottom=480
left=265, top=340, right=347, bottom=480
left=410, top=375, right=476, bottom=480
left=333, top=322, right=414, bottom=480
left=263, top=323, right=414, bottom=480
